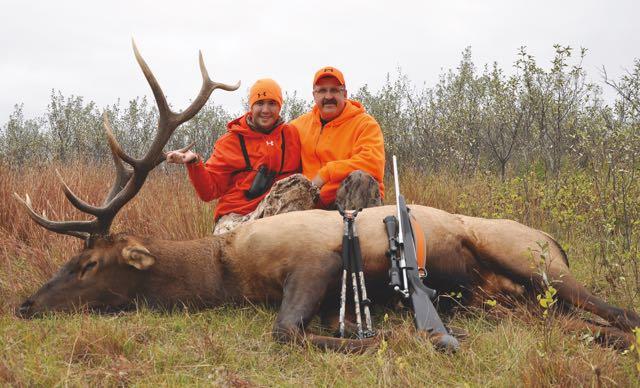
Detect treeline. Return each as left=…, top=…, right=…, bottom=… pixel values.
left=354, top=46, right=639, bottom=180
left=1, top=46, right=639, bottom=180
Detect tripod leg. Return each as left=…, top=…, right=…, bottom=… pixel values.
left=348, top=223, right=364, bottom=338
left=338, top=222, right=350, bottom=338
left=338, top=270, right=348, bottom=337
left=351, top=218, right=374, bottom=334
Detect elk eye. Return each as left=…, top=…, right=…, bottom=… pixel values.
left=80, top=261, right=97, bottom=277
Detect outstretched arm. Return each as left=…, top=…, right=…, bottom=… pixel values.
left=168, top=136, right=237, bottom=202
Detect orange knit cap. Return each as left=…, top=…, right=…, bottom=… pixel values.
left=313, top=66, right=345, bottom=86
left=249, top=78, right=283, bottom=107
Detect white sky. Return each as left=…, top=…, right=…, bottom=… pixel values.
left=1, top=0, right=639, bottom=121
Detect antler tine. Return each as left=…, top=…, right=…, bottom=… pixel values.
left=102, top=111, right=134, bottom=205
left=104, top=146, right=134, bottom=206
left=132, top=39, right=171, bottom=124
left=131, top=43, right=238, bottom=167
left=39, top=113, right=136, bottom=234
left=103, top=112, right=137, bottom=166
left=199, top=51, right=242, bottom=92
left=131, top=41, right=183, bottom=166
left=13, top=193, right=94, bottom=240
left=174, top=51, right=240, bottom=125
left=55, top=170, right=105, bottom=217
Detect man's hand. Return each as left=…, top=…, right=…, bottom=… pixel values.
left=166, top=150, right=199, bottom=164
left=311, top=174, right=325, bottom=188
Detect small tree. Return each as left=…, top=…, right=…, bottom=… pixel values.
left=0, top=104, right=47, bottom=165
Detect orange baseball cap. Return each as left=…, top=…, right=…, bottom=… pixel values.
left=249, top=78, right=283, bottom=107
left=313, top=66, right=345, bottom=86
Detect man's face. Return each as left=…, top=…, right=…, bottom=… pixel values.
left=250, top=99, right=281, bottom=130
left=313, top=77, right=347, bottom=121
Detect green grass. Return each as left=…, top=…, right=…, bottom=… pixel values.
left=1, top=307, right=638, bottom=386
left=1, top=163, right=639, bottom=386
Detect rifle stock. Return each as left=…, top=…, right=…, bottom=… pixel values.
left=398, top=195, right=445, bottom=333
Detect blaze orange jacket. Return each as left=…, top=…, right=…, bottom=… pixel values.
left=290, top=100, right=385, bottom=207
left=187, top=113, right=301, bottom=219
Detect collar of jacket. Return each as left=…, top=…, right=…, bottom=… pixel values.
left=227, top=113, right=284, bottom=138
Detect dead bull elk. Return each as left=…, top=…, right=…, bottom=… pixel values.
left=15, top=43, right=640, bottom=352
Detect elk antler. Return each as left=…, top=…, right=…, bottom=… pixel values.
left=15, top=40, right=240, bottom=240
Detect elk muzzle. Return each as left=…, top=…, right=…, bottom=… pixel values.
left=16, top=299, right=35, bottom=318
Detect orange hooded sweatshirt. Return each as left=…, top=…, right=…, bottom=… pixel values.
left=186, top=113, right=301, bottom=219
left=290, top=99, right=385, bottom=207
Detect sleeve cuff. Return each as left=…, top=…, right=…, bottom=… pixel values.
left=186, top=159, right=203, bottom=172
left=318, top=167, right=331, bottom=184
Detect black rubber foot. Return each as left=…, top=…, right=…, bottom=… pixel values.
left=429, top=333, right=460, bottom=353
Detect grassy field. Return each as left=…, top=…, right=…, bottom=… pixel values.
left=1, top=163, right=639, bottom=387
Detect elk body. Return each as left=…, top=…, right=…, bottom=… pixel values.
left=15, top=43, right=640, bottom=351
left=17, top=205, right=640, bottom=350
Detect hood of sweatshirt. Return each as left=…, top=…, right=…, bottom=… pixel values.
left=310, top=99, right=365, bottom=127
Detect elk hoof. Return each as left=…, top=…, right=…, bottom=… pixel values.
left=429, top=332, right=460, bottom=353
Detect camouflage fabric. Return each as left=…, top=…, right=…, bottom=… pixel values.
left=213, top=170, right=381, bottom=235
left=213, top=174, right=319, bottom=235
left=333, top=170, right=382, bottom=210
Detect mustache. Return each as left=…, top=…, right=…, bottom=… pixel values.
left=322, top=98, right=338, bottom=106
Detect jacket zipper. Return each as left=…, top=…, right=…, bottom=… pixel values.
left=314, top=120, right=326, bottom=163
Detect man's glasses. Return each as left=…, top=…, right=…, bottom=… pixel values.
left=313, top=87, right=345, bottom=96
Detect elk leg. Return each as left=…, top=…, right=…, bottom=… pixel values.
left=508, top=259, right=640, bottom=331
left=472, top=232, right=640, bottom=332
left=516, top=264, right=640, bottom=332
left=273, top=258, right=380, bottom=352
left=561, top=317, right=635, bottom=350
left=273, top=259, right=341, bottom=344
left=553, top=275, right=640, bottom=332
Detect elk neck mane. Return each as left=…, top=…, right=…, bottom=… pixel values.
left=129, top=233, right=237, bottom=309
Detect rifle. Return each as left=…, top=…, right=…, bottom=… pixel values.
left=384, top=155, right=460, bottom=352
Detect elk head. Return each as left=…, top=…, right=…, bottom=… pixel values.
left=15, top=41, right=239, bottom=318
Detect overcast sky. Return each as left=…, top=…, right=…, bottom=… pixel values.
left=1, top=0, right=639, bottom=122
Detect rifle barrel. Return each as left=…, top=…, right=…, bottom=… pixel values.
left=392, top=155, right=404, bottom=245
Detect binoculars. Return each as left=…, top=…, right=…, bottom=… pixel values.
left=245, top=165, right=276, bottom=199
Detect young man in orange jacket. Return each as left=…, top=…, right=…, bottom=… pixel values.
left=290, top=67, right=385, bottom=210
left=166, top=79, right=317, bottom=234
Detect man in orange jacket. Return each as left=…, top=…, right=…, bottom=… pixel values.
left=166, top=79, right=317, bottom=234
left=290, top=66, right=385, bottom=209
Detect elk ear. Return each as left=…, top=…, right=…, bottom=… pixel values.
left=122, top=245, right=156, bottom=270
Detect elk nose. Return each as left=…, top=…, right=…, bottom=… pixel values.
left=17, top=299, right=34, bottom=318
